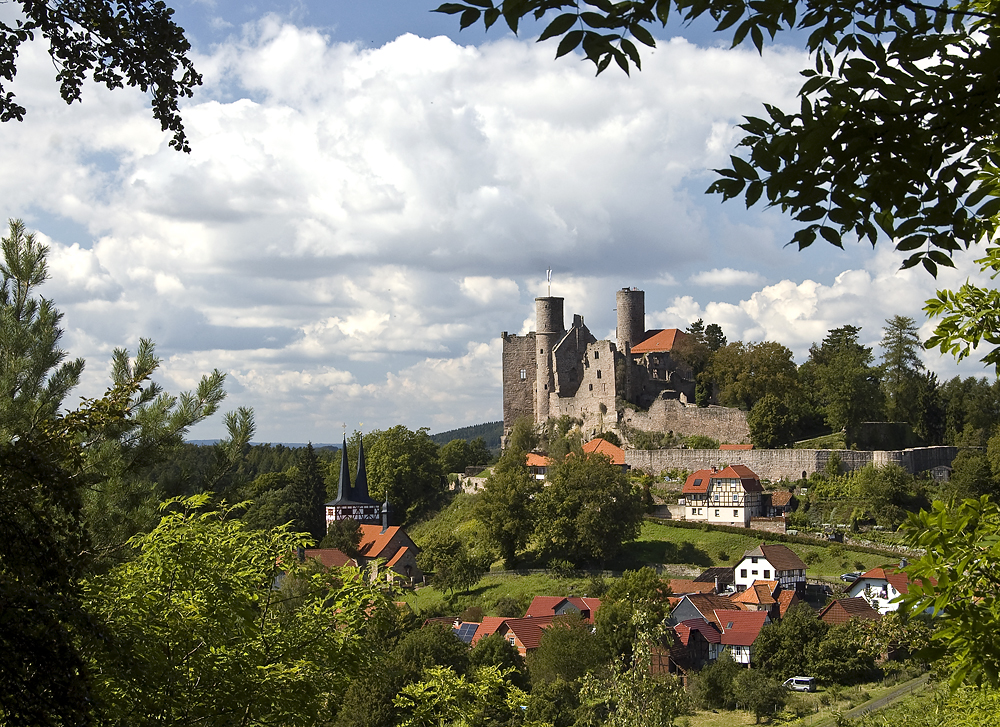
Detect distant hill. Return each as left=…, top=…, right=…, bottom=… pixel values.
left=187, top=440, right=340, bottom=451
left=429, top=421, right=503, bottom=450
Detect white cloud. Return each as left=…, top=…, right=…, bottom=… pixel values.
left=689, top=267, right=766, bottom=287
left=3, top=22, right=984, bottom=440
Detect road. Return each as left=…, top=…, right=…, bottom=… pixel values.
left=843, top=673, right=932, bottom=720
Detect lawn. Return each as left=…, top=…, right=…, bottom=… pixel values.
left=401, top=572, right=597, bottom=617
left=793, top=432, right=846, bottom=450
left=619, top=521, right=897, bottom=580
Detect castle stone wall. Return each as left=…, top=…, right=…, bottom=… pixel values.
left=553, top=339, right=617, bottom=436
left=622, top=399, right=751, bottom=444
left=626, top=446, right=958, bottom=481
left=502, top=332, right=536, bottom=432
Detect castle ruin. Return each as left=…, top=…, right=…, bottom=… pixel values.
left=501, top=287, right=750, bottom=445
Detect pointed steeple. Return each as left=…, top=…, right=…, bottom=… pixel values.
left=334, top=434, right=352, bottom=503
left=354, top=434, right=376, bottom=504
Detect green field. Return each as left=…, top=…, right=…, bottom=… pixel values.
left=401, top=572, right=596, bottom=617
left=622, top=521, right=896, bottom=579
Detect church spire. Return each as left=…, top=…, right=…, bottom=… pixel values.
left=334, top=434, right=351, bottom=503
left=354, top=433, right=375, bottom=504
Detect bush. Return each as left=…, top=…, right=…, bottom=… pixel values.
left=493, top=595, right=526, bottom=618
left=684, top=435, right=719, bottom=449
left=549, top=559, right=577, bottom=578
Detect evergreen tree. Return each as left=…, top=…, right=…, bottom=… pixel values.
left=289, top=443, right=326, bottom=543
left=806, top=326, right=883, bottom=433
left=705, top=322, right=727, bottom=352
left=879, top=315, right=924, bottom=424
left=0, top=219, right=84, bottom=441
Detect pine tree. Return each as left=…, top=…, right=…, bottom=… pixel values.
left=879, top=315, right=924, bottom=424
left=0, top=219, right=84, bottom=441
left=290, top=443, right=326, bottom=543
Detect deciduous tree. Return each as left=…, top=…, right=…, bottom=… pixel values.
left=477, top=446, right=540, bottom=568
left=534, top=450, right=642, bottom=566
left=1, top=2, right=200, bottom=150
left=84, top=496, right=384, bottom=727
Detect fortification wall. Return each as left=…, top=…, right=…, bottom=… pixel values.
left=501, top=332, right=536, bottom=431
left=622, top=399, right=751, bottom=444
left=625, top=446, right=958, bottom=481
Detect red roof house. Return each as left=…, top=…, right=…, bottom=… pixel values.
left=357, top=524, right=422, bottom=584
left=582, top=438, right=627, bottom=467
left=682, top=466, right=764, bottom=527
left=715, top=610, right=770, bottom=665
left=818, top=597, right=881, bottom=625
left=524, top=596, right=602, bottom=623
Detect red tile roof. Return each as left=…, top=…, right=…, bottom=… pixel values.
left=386, top=546, right=410, bottom=568
left=818, top=597, right=881, bottom=625
left=630, top=328, right=687, bottom=354
left=497, top=615, right=556, bottom=651
left=669, top=579, right=717, bottom=595
left=855, top=567, right=917, bottom=595
left=720, top=444, right=754, bottom=451
left=684, top=594, right=745, bottom=625
left=683, top=465, right=762, bottom=494
left=776, top=589, right=799, bottom=618
left=682, top=469, right=715, bottom=494
left=582, top=438, right=626, bottom=465
left=742, top=543, right=806, bottom=572
left=526, top=453, right=551, bottom=468
left=470, top=617, right=509, bottom=646
left=675, top=618, right=722, bottom=645
left=358, top=525, right=403, bottom=559
left=770, top=490, right=794, bottom=507
left=716, top=610, right=769, bottom=646
left=304, top=548, right=357, bottom=569
left=524, top=596, right=602, bottom=622
left=730, top=581, right=779, bottom=606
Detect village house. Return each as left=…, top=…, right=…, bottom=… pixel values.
left=817, top=597, right=881, bottom=625
left=729, top=580, right=799, bottom=621
left=357, top=523, right=422, bottom=584
left=734, top=543, right=808, bottom=595
left=668, top=593, right=744, bottom=627
left=717, top=610, right=770, bottom=665
left=847, top=566, right=933, bottom=615
left=681, top=465, right=763, bottom=527
left=580, top=437, right=629, bottom=472
left=524, top=595, right=602, bottom=622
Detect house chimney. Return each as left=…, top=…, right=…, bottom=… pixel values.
left=381, top=495, right=390, bottom=534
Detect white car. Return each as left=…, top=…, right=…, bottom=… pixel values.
left=783, top=676, right=816, bottom=692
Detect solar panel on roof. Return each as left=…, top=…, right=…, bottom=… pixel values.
left=454, top=623, right=478, bottom=643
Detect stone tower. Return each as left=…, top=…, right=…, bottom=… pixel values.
left=616, top=287, right=645, bottom=352
left=534, top=296, right=565, bottom=422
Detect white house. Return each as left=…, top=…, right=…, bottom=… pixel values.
left=681, top=465, right=763, bottom=527
left=734, top=543, right=807, bottom=594
left=847, top=566, right=933, bottom=615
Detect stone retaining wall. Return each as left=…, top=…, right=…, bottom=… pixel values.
left=626, top=446, right=958, bottom=481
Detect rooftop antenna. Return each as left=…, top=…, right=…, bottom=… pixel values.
left=546, top=268, right=552, bottom=297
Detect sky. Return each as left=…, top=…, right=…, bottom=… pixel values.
left=1, top=0, right=995, bottom=442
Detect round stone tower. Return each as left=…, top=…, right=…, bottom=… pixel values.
left=616, top=288, right=645, bottom=352
left=534, top=296, right=564, bottom=422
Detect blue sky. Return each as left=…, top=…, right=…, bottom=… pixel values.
left=0, top=0, right=992, bottom=441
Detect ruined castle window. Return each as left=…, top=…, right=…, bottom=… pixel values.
left=596, top=370, right=602, bottom=379
left=520, top=369, right=526, bottom=380
left=594, top=351, right=599, bottom=359
left=588, top=384, right=593, bottom=391
left=540, top=348, right=544, bottom=354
